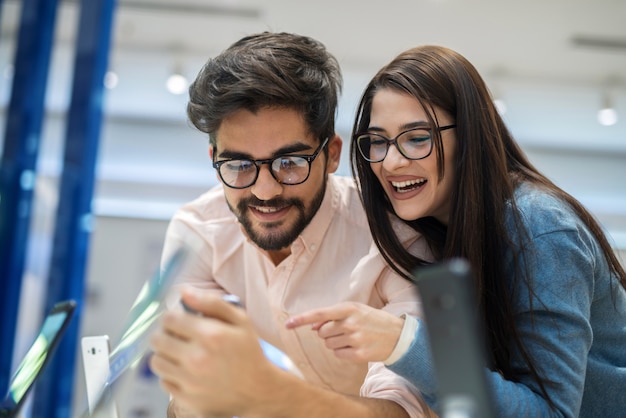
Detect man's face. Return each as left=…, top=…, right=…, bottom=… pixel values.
left=211, top=107, right=341, bottom=253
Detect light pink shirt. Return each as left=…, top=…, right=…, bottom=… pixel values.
left=161, top=174, right=431, bottom=417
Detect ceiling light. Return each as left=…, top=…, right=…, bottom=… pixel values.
left=165, top=50, right=189, bottom=95
left=597, top=108, right=618, bottom=126
left=494, top=98, right=507, bottom=116
left=597, top=93, right=618, bottom=126
left=166, top=72, right=188, bottom=95
left=104, top=70, right=119, bottom=89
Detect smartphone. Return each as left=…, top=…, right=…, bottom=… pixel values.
left=81, top=336, right=118, bottom=417
left=181, top=295, right=303, bottom=378
left=413, top=259, right=495, bottom=418
left=0, top=300, right=76, bottom=418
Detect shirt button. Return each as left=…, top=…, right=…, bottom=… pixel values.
left=310, top=244, right=316, bottom=251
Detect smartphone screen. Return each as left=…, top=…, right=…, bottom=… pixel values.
left=0, top=300, right=76, bottom=417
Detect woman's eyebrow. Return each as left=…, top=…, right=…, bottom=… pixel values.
left=366, top=121, right=430, bottom=134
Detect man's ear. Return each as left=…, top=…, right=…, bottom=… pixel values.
left=325, top=134, right=342, bottom=174
left=209, top=145, right=221, bottom=184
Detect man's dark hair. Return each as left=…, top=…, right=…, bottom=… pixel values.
left=187, top=31, right=342, bottom=148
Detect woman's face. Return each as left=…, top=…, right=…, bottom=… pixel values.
left=366, top=88, right=457, bottom=225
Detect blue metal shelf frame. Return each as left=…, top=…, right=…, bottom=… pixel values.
left=0, top=0, right=5, bottom=32
left=0, top=0, right=60, bottom=397
left=31, top=0, right=117, bottom=416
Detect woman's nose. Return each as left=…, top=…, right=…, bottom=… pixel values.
left=382, top=143, right=411, bottom=170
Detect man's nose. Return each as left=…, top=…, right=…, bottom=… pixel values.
left=250, top=165, right=283, bottom=200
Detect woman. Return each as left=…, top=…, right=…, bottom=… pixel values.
left=286, top=45, right=626, bottom=417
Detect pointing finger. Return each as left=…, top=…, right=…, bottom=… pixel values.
left=285, top=304, right=351, bottom=329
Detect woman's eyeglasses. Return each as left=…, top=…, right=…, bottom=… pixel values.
left=355, top=125, right=456, bottom=162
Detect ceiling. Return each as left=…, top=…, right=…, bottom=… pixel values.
left=1, top=0, right=625, bottom=244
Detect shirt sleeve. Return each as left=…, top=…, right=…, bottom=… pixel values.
left=161, top=206, right=227, bottom=309
left=360, top=267, right=436, bottom=417
left=361, top=362, right=437, bottom=418
left=384, top=314, right=417, bottom=365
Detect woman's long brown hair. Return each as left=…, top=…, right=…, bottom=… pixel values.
left=350, top=45, right=626, bottom=409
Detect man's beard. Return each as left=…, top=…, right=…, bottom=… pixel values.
left=229, top=180, right=327, bottom=251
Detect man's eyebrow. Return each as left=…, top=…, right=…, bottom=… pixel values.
left=217, top=141, right=314, bottom=160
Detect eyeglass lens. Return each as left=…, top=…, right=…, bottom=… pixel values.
left=358, top=128, right=433, bottom=162
left=219, top=156, right=311, bottom=188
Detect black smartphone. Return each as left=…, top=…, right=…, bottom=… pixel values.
left=0, top=300, right=77, bottom=418
left=413, top=259, right=495, bottom=418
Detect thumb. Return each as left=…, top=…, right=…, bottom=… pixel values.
left=180, top=287, right=244, bottom=325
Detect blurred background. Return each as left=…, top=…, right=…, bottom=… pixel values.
left=1, top=0, right=625, bottom=416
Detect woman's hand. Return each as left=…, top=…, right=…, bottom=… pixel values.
left=285, top=302, right=405, bottom=363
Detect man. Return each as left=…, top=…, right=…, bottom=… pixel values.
left=148, top=32, right=430, bottom=418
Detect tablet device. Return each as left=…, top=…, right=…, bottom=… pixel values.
left=0, top=300, right=76, bottom=418
left=85, top=245, right=190, bottom=416
left=413, top=259, right=495, bottom=418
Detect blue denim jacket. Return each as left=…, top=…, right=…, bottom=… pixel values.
left=388, top=183, right=626, bottom=417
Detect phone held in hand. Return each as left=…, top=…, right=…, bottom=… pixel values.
left=181, top=295, right=304, bottom=378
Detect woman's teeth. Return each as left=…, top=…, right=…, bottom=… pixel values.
left=391, top=179, right=426, bottom=193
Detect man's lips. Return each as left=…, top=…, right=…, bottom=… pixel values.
left=249, top=204, right=290, bottom=220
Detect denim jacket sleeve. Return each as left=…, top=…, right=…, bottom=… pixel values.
left=387, top=186, right=614, bottom=418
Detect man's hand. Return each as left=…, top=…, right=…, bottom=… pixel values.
left=152, top=291, right=421, bottom=418
left=285, top=302, right=404, bottom=362
left=150, top=286, right=277, bottom=417
left=167, top=398, right=231, bottom=418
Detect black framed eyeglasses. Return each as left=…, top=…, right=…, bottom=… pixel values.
left=213, top=137, right=329, bottom=189
left=355, top=125, right=456, bottom=163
